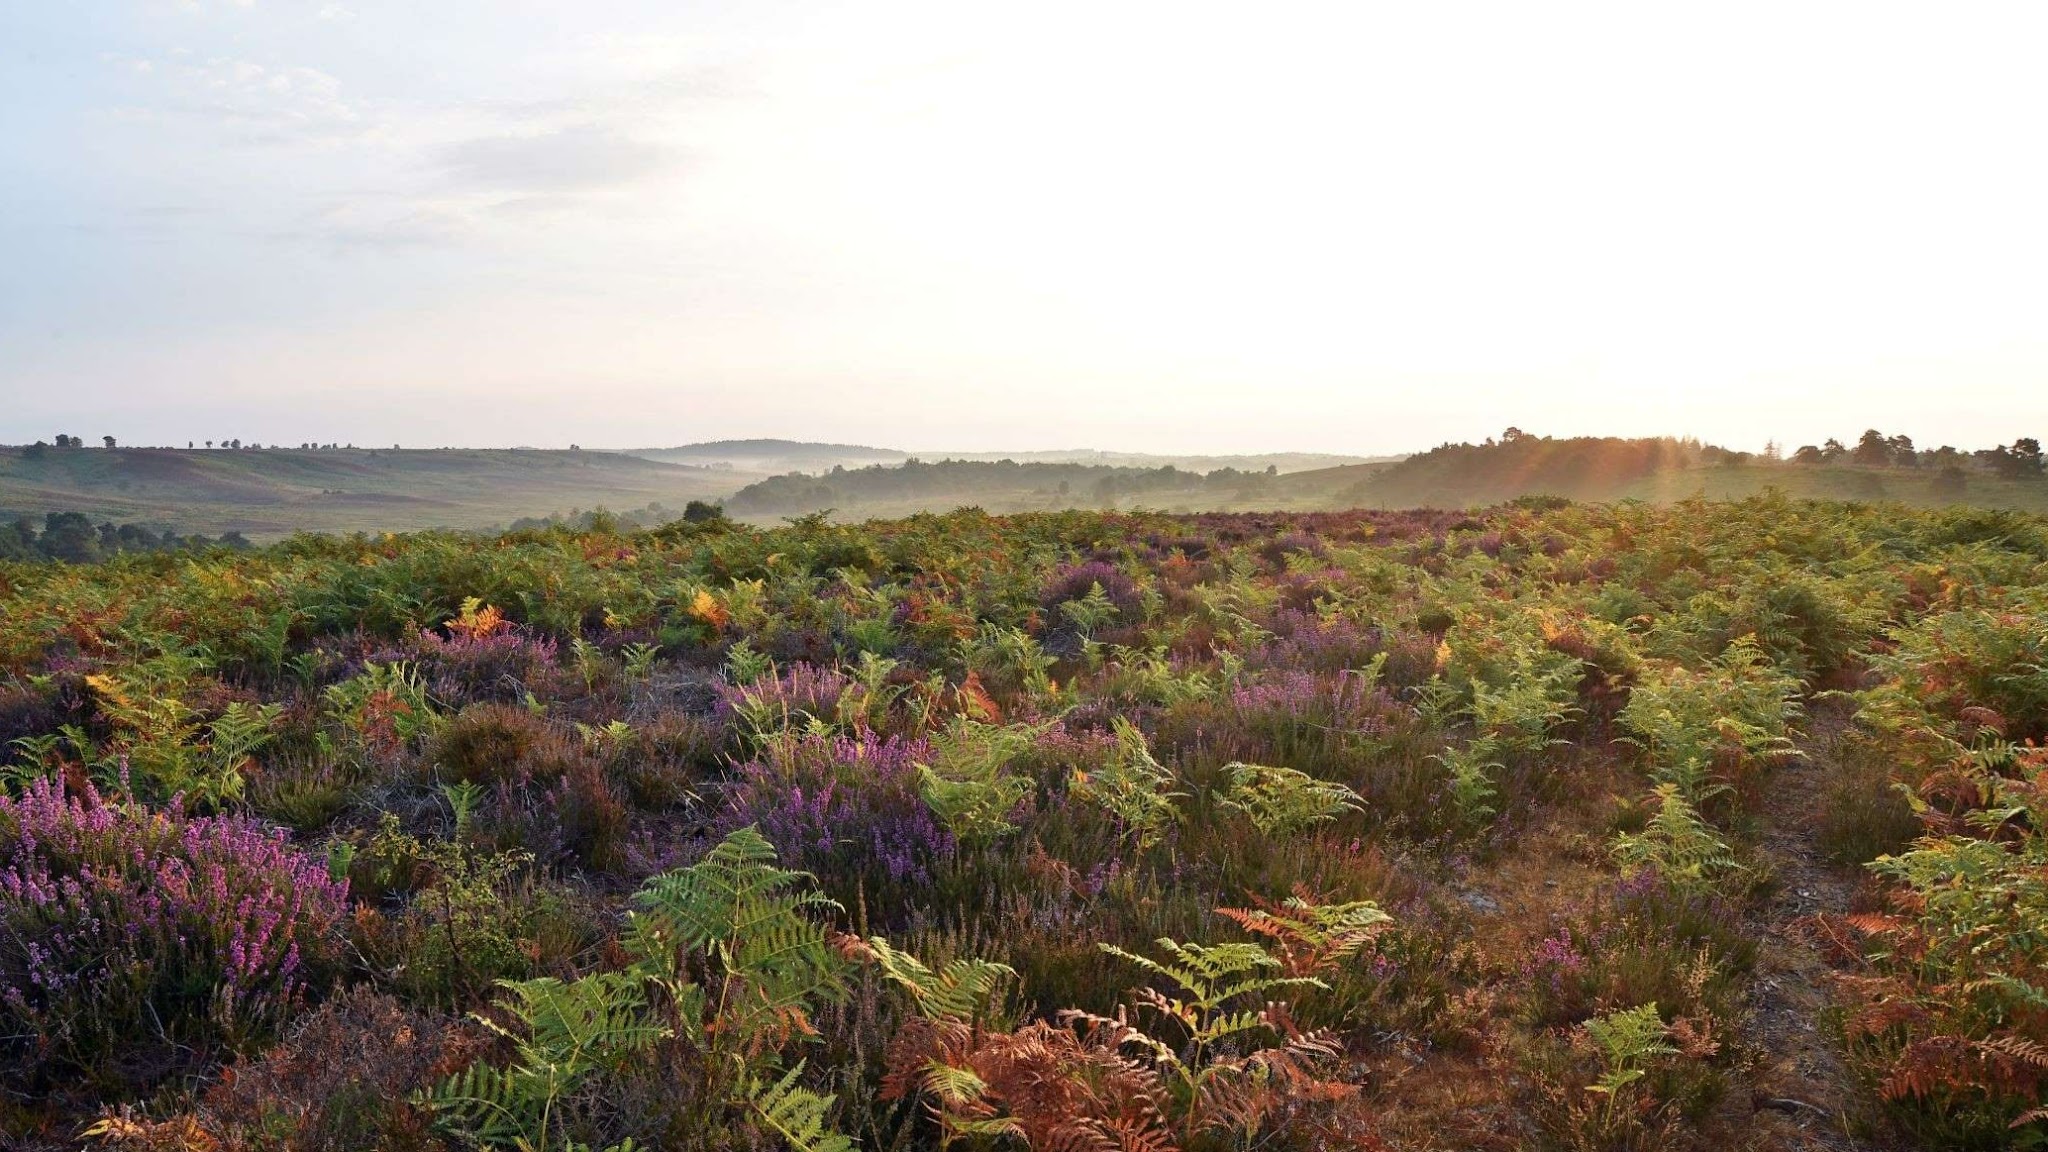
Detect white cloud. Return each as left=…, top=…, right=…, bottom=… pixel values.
left=434, top=124, right=673, bottom=194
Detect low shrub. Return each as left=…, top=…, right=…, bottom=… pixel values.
left=0, top=777, right=349, bottom=1089
left=726, top=732, right=955, bottom=924
left=426, top=702, right=546, bottom=786
left=89, top=988, right=478, bottom=1152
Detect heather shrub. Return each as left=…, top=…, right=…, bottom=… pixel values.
left=410, top=616, right=563, bottom=706
left=1245, top=609, right=1388, bottom=676
left=726, top=731, right=956, bottom=923
left=1159, top=668, right=1403, bottom=772
left=1525, top=872, right=1752, bottom=1032
left=418, top=706, right=633, bottom=871
left=0, top=778, right=349, bottom=1088
left=478, top=752, right=632, bottom=872
left=427, top=701, right=546, bottom=786
left=1816, top=733, right=1918, bottom=864
left=620, top=712, right=722, bottom=809
left=718, top=660, right=858, bottom=747
left=248, top=743, right=373, bottom=833
left=1039, top=560, right=1145, bottom=629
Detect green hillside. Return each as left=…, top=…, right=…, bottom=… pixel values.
left=0, top=447, right=751, bottom=538
left=1312, top=433, right=2048, bottom=513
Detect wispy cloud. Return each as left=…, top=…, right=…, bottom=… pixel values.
left=108, top=52, right=367, bottom=147
left=434, top=124, right=675, bottom=195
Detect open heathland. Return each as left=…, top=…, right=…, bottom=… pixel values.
left=1, top=497, right=2044, bottom=1150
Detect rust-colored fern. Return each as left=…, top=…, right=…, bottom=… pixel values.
left=883, top=1011, right=1175, bottom=1151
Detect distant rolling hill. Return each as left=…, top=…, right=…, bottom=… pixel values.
left=1306, top=434, right=2048, bottom=513
left=621, top=439, right=910, bottom=474
left=715, top=437, right=2048, bottom=522
left=724, top=457, right=1403, bottom=520
left=10, top=435, right=2038, bottom=540
left=622, top=440, right=1380, bottom=476
left=0, top=441, right=1390, bottom=539
left=0, top=447, right=753, bottom=538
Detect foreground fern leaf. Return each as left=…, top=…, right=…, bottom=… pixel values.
left=750, top=1062, right=855, bottom=1152
left=862, top=935, right=1016, bottom=1023
left=422, top=971, right=666, bottom=1151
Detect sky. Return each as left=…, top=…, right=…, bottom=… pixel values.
left=3, top=1, right=2046, bottom=456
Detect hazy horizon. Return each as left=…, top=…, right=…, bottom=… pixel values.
left=5, top=2, right=2046, bottom=455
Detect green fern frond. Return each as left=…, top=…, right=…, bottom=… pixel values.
left=1216, top=761, right=1364, bottom=836
left=1610, top=784, right=1747, bottom=892
left=749, top=1062, right=855, bottom=1152
left=865, top=936, right=1016, bottom=1022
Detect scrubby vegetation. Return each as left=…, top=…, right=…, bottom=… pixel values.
left=2, top=496, right=2045, bottom=1149
left=0, top=511, right=252, bottom=563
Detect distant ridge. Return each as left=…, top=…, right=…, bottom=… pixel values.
left=632, top=438, right=903, bottom=458
left=623, top=440, right=1380, bottom=475
left=0, top=446, right=741, bottom=538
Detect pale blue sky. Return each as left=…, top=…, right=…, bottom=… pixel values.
left=4, top=1, right=2046, bottom=454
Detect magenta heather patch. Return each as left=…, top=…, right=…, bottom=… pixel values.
left=410, top=623, right=563, bottom=703
left=0, top=778, right=349, bottom=1085
left=1039, top=560, right=1144, bottom=624
left=1251, top=610, right=1388, bottom=675
left=1230, top=669, right=1400, bottom=736
left=724, top=732, right=955, bottom=894
left=716, top=661, right=852, bottom=731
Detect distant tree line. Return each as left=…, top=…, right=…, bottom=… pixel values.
left=0, top=512, right=252, bottom=564
left=1365, top=431, right=1739, bottom=504
left=726, top=458, right=1282, bottom=516
left=13, top=436, right=386, bottom=454
left=1786, top=428, right=2043, bottom=477
left=505, top=501, right=725, bottom=533
left=1365, top=428, right=2045, bottom=507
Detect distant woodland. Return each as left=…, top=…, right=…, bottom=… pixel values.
left=725, top=458, right=1287, bottom=516
left=2, top=429, right=2044, bottom=547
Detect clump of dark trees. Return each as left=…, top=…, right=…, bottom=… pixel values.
left=0, top=512, right=251, bottom=564
left=1786, top=428, right=2043, bottom=477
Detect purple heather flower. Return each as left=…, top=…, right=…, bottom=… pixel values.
left=0, top=777, right=348, bottom=1076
